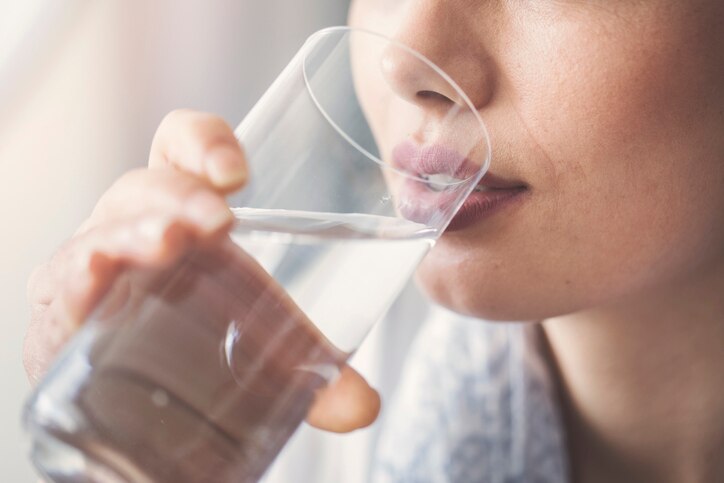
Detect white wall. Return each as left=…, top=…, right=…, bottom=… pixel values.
left=0, top=1, right=348, bottom=479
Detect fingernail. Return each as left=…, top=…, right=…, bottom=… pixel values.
left=186, top=191, right=233, bottom=233
left=205, top=145, right=247, bottom=188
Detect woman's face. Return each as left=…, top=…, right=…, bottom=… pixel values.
left=349, top=0, right=724, bottom=320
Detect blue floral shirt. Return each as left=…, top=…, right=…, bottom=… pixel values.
left=371, top=310, right=570, bottom=483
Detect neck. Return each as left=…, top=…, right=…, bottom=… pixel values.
left=543, top=263, right=724, bottom=483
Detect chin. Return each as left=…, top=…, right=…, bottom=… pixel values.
left=414, top=269, right=517, bottom=321
left=414, top=258, right=579, bottom=323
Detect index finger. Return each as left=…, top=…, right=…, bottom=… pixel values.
left=149, top=109, right=248, bottom=193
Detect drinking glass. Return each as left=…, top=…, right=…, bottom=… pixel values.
left=23, top=26, right=490, bottom=483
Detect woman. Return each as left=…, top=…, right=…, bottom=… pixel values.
left=24, top=1, right=724, bottom=482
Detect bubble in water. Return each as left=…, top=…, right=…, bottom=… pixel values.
left=151, top=389, right=169, bottom=407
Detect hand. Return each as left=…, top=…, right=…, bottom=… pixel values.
left=23, top=109, right=380, bottom=433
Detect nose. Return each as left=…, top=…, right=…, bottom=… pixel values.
left=380, top=3, right=495, bottom=113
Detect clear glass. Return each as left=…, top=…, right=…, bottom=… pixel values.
left=23, top=27, right=490, bottom=483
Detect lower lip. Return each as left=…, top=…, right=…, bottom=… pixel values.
left=445, top=187, right=528, bottom=232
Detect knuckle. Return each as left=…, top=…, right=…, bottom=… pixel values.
left=186, top=113, right=235, bottom=147
left=104, top=169, right=204, bottom=217
left=57, top=226, right=108, bottom=276
left=159, top=108, right=195, bottom=131
left=160, top=109, right=231, bottom=142
left=146, top=169, right=206, bottom=201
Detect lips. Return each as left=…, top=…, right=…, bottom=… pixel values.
left=391, top=140, right=483, bottom=181
left=390, top=140, right=527, bottom=231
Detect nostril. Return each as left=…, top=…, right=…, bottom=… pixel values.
left=416, top=90, right=453, bottom=103
left=414, top=90, right=458, bottom=116
left=381, top=44, right=466, bottom=107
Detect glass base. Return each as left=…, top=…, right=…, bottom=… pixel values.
left=29, top=425, right=151, bottom=483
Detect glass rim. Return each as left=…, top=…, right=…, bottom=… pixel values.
left=302, top=26, right=492, bottom=187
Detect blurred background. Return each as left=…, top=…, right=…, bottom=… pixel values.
left=0, top=1, right=352, bottom=479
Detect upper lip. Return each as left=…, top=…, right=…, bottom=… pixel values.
left=391, top=140, right=526, bottom=190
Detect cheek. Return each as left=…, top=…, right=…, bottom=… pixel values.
left=523, top=9, right=724, bottom=281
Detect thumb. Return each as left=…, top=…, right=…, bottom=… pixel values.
left=306, top=365, right=381, bottom=433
